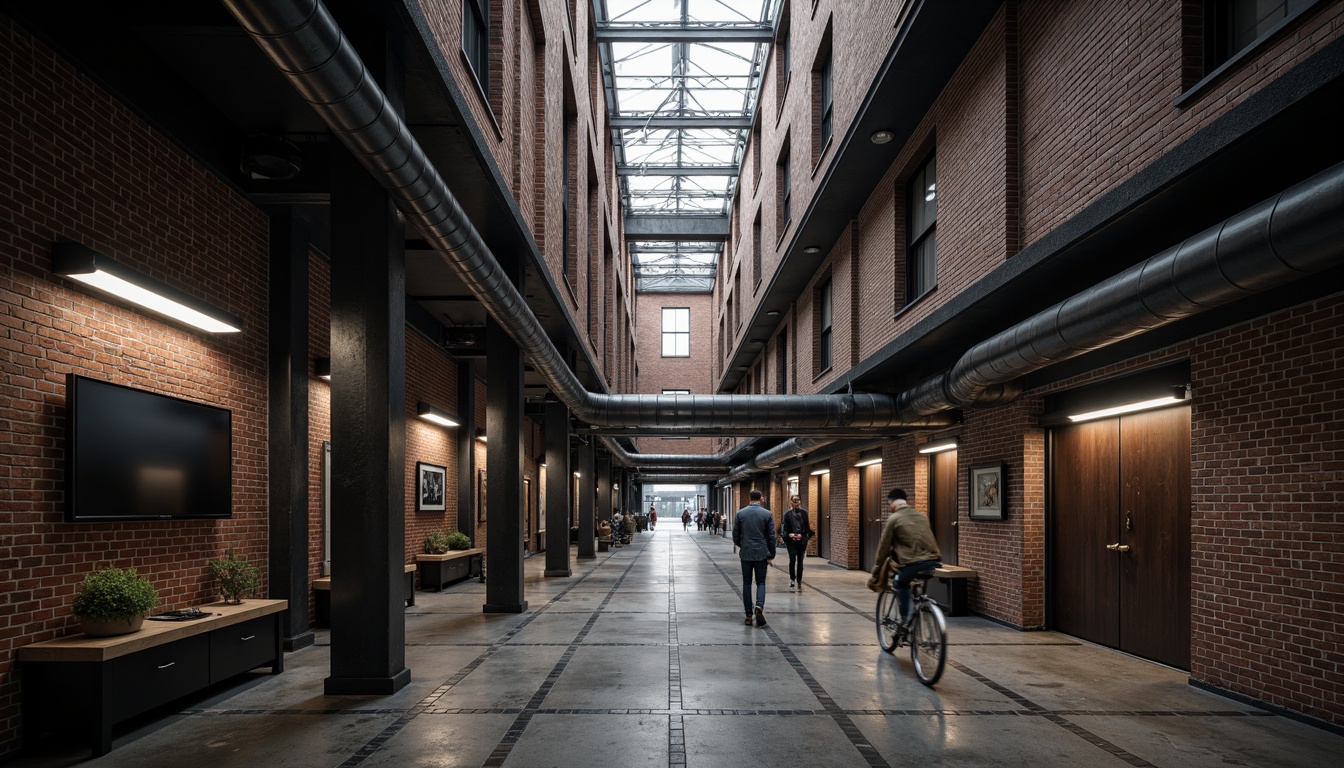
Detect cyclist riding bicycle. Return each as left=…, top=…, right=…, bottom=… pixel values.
left=866, top=488, right=942, bottom=629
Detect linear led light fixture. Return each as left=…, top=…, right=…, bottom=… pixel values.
left=475, top=429, right=488, bottom=442
left=810, top=468, right=830, bottom=476
left=1068, top=386, right=1189, bottom=424
left=315, top=357, right=331, bottom=380
left=52, top=242, right=243, bottom=334
left=417, top=402, right=460, bottom=428
left=786, top=475, right=799, bottom=483
left=854, top=448, right=883, bottom=467
left=918, top=438, right=958, bottom=454
left=854, top=457, right=883, bottom=467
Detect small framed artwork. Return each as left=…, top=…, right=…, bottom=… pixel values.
left=416, top=462, right=447, bottom=512
left=967, top=462, right=1006, bottom=520
left=477, top=468, right=488, bottom=523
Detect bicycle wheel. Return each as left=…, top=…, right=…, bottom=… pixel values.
left=909, top=601, right=947, bottom=686
left=875, top=589, right=902, bottom=653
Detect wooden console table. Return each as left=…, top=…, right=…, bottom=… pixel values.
left=19, top=599, right=286, bottom=757
left=416, top=549, right=483, bottom=591
left=312, top=564, right=416, bottom=628
left=928, top=565, right=977, bottom=616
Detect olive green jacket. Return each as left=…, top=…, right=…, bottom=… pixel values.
left=868, top=503, right=942, bottom=581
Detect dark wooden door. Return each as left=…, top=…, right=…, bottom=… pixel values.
left=1119, top=407, right=1191, bottom=668
left=1052, top=419, right=1121, bottom=647
left=860, top=464, right=884, bottom=571
left=814, top=471, right=830, bottom=561
left=1051, top=407, right=1190, bottom=669
left=929, top=450, right=958, bottom=564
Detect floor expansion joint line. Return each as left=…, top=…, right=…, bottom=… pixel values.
left=481, top=541, right=647, bottom=768
left=333, top=550, right=617, bottom=768
left=690, top=536, right=892, bottom=768
left=668, top=537, right=686, bottom=768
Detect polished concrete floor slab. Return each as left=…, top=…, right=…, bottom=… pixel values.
left=11, top=531, right=1342, bottom=767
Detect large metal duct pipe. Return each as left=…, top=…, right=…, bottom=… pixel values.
left=898, top=162, right=1344, bottom=416
left=223, top=0, right=938, bottom=432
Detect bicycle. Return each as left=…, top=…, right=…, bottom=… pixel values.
left=875, top=570, right=948, bottom=686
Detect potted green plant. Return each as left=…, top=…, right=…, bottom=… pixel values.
left=445, top=531, right=471, bottom=551
left=71, top=565, right=160, bottom=637
left=209, top=548, right=261, bottom=604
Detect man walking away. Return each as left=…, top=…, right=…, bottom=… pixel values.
left=733, top=490, right=776, bottom=627
left=782, top=495, right=814, bottom=591
left=867, top=488, right=942, bottom=628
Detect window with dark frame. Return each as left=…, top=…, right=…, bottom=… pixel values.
left=819, top=50, right=832, bottom=148
left=753, top=210, right=762, bottom=289
left=662, top=307, right=690, bottom=357
left=906, top=152, right=937, bottom=302
left=777, top=328, right=788, bottom=393
left=777, top=142, right=791, bottom=233
left=776, top=3, right=792, bottom=96
left=562, top=114, right=574, bottom=283
left=1207, top=0, right=1312, bottom=70
left=463, top=0, right=489, bottom=90
left=818, top=278, right=832, bottom=373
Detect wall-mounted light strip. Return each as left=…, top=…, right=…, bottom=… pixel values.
left=475, top=429, right=488, bottom=442
left=315, top=357, right=331, bottom=381
left=918, top=438, right=958, bottom=454
left=854, top=457, right=883, bottom=467
left=52, top=242, right=243, bottom=334
left=1068, top=387, right=1188, bottom=423
left=417, top=402, right=460, bottom=428
left=810, top=468, right=830, bottom=476
left=786, top=475, right=799, bottom=483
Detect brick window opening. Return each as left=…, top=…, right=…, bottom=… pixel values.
left=776, top=2, right=792, bottom=101
left=817, top=278, right=832, bottom=374
left=752, top=210, right=763, bottom=290
left=776, top=327, right=788, bottom=393
left=777, top=138, right=792, bottom=236
left=906, top=152, right=937, bottom=303
left=1181, top=0, right=1319, bottom=95
left=812, top=24, right=833, bottom=165
left=462, top=0, right=489, bottom=92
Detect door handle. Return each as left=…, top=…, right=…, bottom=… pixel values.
left=951, top=521, right=958, bottom=527
left=1105, top=543, right=1131, bottom=552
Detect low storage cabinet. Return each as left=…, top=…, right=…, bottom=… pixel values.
left=19, top=599, right=286, bottom=757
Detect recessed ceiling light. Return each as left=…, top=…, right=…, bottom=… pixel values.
left=870, top=130, right=895, bottom=145
left=766, top=309, right=781, bottom=317
left=803, top=245, right=821, bottom=254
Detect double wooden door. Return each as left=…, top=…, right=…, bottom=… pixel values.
left=1051, top=406, right=1191, bottom=669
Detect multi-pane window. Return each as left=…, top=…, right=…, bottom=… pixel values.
left=906, top=153, right=937, bottom=301
left=662, top=308, right=690, bottom=357
left=462, top=0, right=489, bottom=90
left=818, top=278, right=832, bottom=373
left=1207, top=0, right=1312, bottom=69
left=818, top=51, right=833, bottom=149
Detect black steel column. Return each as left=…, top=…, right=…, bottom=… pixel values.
left=266, top=208, right=315, bottom=652
left=457, top=359, right=478, bottom=542
left=597, top=453, right=612, bottom=525
left=484, top=316, right=527, bottom=613
left=544, top=402, right=572, bottom=577
left=325, top=141, right=409, bottom=695
left=577, top=439, right=596, bottom=559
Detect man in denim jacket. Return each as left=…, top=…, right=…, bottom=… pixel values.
left=733, top=490, right=777, bottom=627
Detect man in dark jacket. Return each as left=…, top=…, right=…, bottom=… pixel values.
left=733, top=490, right=776, bottom=627
left=782, top=495, right=814, bottom=592
left=867, top=488, right=942, bottom=625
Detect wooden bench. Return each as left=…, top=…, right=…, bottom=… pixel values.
left=415, top=548, right=483, bottom=591
left=927, top=564, right=977, bottom=616
left=313, top=564, right=416, bottom=628
left=19, top=599, right=286, bottom=757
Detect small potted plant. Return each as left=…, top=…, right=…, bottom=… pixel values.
left=72, top=565, right=160, bottom=637
left=424, top=530, right=471, bottom=554
left=209, top=548, right=261, bottom=604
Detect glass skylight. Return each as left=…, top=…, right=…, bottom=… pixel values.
left=597, top=0, right=776, bottom=292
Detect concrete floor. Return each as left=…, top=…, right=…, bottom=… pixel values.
left=13, top=530, right=1342, bottom=767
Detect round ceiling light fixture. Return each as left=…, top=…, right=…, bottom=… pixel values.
left=766, top=309, right=781, bottom=317
left=241, top=135, right=302, bottom=180
left=870, top=130, right=895, bottom=145
left=803, top=245, right=821, bottom=254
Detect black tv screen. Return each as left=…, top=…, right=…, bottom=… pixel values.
left=66, top=374, right=232, bottom=521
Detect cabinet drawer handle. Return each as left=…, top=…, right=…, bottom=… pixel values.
left=157, top=662, right=176, bottom=669
left=240, top=635, right=256, bottom=641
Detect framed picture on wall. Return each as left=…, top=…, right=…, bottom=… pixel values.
left=416, top=462, right=447, bottom=512
left=477, top=468, right=488, bottom=523
left=968, top=462, right=1006, bottom=520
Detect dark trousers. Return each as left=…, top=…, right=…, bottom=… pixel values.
left=740, top=559, right=768, bottom=615
left=785, top=539, right=807, bottom=582
left=894, top=559, right=941, bottom=621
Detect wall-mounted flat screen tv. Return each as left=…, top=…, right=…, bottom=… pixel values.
left=66, top=374, right=232, bottom=521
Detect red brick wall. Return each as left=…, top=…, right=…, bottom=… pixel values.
left=1187, top=295, right=1344, bottom=725
left=405, top=330, right=461, bottom=566
left=308, top=253, right=331, bottom=621
left=635, top=293, right=716, bottom=455
left=0, top=17, right=269, bottom=753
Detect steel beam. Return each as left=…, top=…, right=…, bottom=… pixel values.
left=611, top=116, right=751, bottom=130
left=618, top=164, right=739, bottom=176
left=624, top=215, right=730, bottom=241
left=596, top=25, right=774, bottom=43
